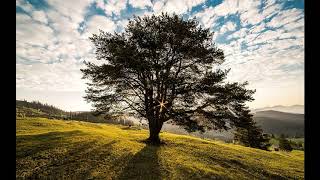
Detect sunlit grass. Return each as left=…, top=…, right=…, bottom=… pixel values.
left=16, top=117, right=304, bottom=179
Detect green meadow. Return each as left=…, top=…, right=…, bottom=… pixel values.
left=16, top=117, right=304, bottom=179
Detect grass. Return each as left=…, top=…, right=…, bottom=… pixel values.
left=16, top=117, right=304, bottom=179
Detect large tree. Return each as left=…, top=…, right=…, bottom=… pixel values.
left=81, top=13, right=255, bottom=144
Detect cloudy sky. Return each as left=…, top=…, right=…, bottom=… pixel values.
left=16, top=0, right=304, bottom=111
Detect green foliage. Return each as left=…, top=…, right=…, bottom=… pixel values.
left=279, top=134, right=293, bottom=151
left=81, top=13, right=255, bottom=143
left=16, top=117, right=304, bottom=179
left=233, top=106, right=271, bottom=150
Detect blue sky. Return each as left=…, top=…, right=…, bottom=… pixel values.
left=16, top=0, right=304, bottom=111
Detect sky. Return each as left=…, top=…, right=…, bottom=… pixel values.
left=16, top=0, right=304, bottom=111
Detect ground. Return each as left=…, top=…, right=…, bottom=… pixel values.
left=16, top=117, right=304, bottom=179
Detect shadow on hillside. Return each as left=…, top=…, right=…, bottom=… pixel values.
left=41, top=140, right=118, bottom=179
left=17, top=138, right=118, bottom=179
left=16, top=130, right=86, bottom=158
left=16, top=131, right=165, bottom=179
left=116, top=144, right=162, bottom=180
left=16, top=130, right=121, bottom=179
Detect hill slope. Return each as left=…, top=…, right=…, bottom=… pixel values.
left=16, top=100, right=67, bottom=118
left=253, top=110, right=304, bottom=137
left=16, top=117, right=304, bottom=179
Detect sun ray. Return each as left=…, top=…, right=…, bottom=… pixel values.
left=156, top=99, right=168, bottom=113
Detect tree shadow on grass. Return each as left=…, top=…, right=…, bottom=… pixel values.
left=175, top=145, right=287, bottom=179
left=116, top=144, right=162, bottom=180
left=16, top=130, right=120, bottom=179
left=33, top=140, right=118, bottom=179
left=17, top=131, right=166, bottom=179
left=16, top=130, right=87, bottom=159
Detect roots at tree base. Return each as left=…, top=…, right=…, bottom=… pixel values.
left=142, top=131, right=166, bottom=145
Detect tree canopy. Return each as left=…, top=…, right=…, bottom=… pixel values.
left=81, top=13, right=255, bottom=144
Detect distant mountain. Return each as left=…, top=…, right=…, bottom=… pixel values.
left=252, top=105, right=304, bottom=114
left=253, top=110, right=304, bottom=137
left=162, top=110, right=304, bottom=140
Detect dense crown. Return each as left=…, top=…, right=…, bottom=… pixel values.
left=81, top=13, right=255, bottom=133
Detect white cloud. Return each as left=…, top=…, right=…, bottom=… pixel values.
left=129, top=0, right=152, bottom=9
left=46, top=10, right=82, bottom=44
left=153, top=0, right=205, bottom=15
left=31, top=10, right=48, bottom=24
left=16, top=0, right=96, bottom=89
left=194, top=0, right=264, bottom=28
left=245, top=29, right=278, bottom=46
left=240, top=9, right=263, bottom=26
left=96, top=0, right=127, bottom=16
left=249, top=22, right=265, bottom=34
left=47, top=0, right=93, bottom=26
left=16, top=0, right=34, bottom=13
left=16, top=13, right=56, bottom=47
left=192, top=0, right=240, bottom=29
left=228, top=28, right=248, bottom=39
left=193, top=7, right=219, bottom=29
left=153, top=1, right=164, bottom=13
left=282, top=17, right=304, bottom=32
left=261, top=0, right=282, bottom=19
left=238, top=0, right=263, bottom=26
left=266, top=8, right=303, bottom=28
left=214, top=3, right=304, bottom=109
left=219, top=21, right=237, bottom=34
left=16, top=61, right=87, bottom=92
left=84, top=15, right=116, bottom=36
left=116, top=18, right=130, bottom=31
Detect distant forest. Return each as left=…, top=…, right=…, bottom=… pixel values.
left=16, top=100, right=134, bottom=126
left=16, top=100, right=66, bottom=117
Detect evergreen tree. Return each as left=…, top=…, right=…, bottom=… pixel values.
left=81, top=13, right=255, bottom=144
left=279, top=134, right=293, bottom=151
left=233, top=105, right=271, bottom=150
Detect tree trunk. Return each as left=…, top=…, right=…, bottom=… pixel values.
left=147, top=120, right=163, bottom=144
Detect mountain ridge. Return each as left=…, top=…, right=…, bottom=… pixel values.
left=252, top=105, right=304, bottom=114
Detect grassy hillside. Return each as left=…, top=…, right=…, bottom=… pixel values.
left=253, top=110, right=304, bottom=137
left=16, top=117, right=304, bottom=179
